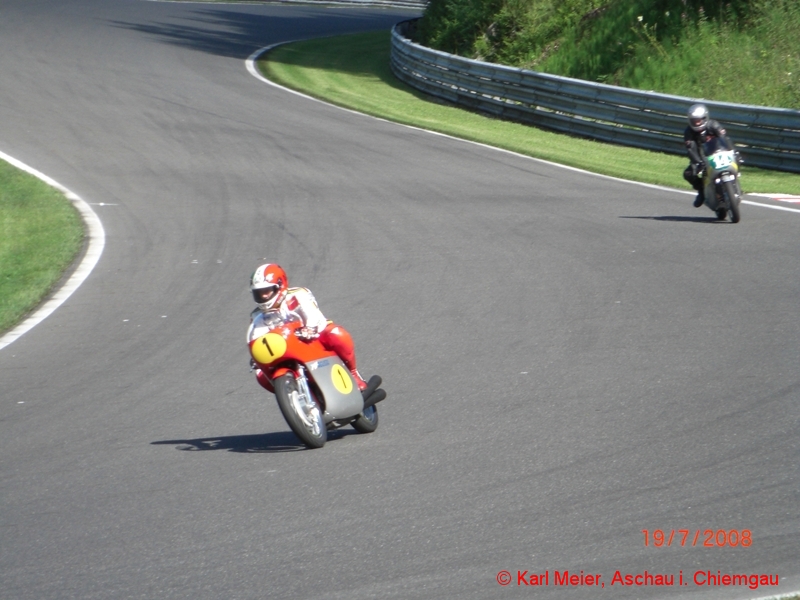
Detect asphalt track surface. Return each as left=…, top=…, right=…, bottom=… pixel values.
left=1, top=1, right=799, bottom=598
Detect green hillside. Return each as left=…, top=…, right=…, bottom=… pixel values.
left=416, top=0, right=800, bottom=108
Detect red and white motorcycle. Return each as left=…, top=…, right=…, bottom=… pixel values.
left=249, top=311, right=385, bottom=448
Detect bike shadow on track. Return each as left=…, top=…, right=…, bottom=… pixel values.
left=620, top=215, right=726, bottom=223
left=151, top=429, right=357, bottom=453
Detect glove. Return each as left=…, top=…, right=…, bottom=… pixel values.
left=692, top=162, right=705, bottom=178
left=296, top=327, right=318, bottom=341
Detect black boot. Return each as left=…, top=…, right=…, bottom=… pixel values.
left=693, top=190, right=705, bottom=208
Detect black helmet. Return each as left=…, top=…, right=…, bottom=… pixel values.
left=688, top=104, right=709, bottom=132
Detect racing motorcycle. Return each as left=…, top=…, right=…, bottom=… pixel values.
left=700, top=137, right=743, bottom=223
left=248, top=310, right=386, bottom=449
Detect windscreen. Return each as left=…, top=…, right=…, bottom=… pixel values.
left=703, top=136, right=732, bottom=156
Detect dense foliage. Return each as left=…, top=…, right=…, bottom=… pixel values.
left=416, top=0, right=800, bottom=107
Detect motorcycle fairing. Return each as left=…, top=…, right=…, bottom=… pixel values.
left=306, top=356, right=364, bottom=423
left=702, top=138, right=740, bottom=212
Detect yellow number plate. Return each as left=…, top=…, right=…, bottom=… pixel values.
left=331, top=364, right=353, bottom=394
left=251, top=332, right=287, bottom=365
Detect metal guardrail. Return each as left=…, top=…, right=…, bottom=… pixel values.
left=390, top=20, right=800, bottom=173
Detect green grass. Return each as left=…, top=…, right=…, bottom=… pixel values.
left=0, top=159, right=84, bottom=335
left=543, top=1, right=800, bottom=107
left=417, top=0, right=800, bottom=108
left=261, top=30, right=800, bottom=194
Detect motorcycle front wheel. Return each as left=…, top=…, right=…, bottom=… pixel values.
left=274, top=373, right=327, bottom=448
left=723, top=180, right=741, bottom=223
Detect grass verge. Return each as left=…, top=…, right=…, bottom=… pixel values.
left=0, top=158, right=84, bottom=335
left=260, top=30, right=800, bottom=195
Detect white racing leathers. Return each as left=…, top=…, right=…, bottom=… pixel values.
left=247, top=287, right=328, bottom=342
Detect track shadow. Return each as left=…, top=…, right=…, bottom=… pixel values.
left=109, top=7, right=447, bottom=113
left=108, top=8, right=413, bottom=60
left=619, top=215, right=725, bottom=223
left=152, top=429, right=356, bottom=453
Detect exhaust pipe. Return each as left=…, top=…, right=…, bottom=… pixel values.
left=361, top=375, right=382, bottom=400
left=363, top=388, right=386, bottom=410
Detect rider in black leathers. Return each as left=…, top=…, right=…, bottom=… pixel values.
left=683, top=103, right=736, bottom=208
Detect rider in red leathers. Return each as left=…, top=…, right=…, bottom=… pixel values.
left=247, top=263, right=368, bottom=392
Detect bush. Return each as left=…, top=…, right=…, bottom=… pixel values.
left=416, top=0, right=800, bottom=107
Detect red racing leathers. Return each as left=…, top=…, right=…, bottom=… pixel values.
left=248, top=287, right=365, bottom=392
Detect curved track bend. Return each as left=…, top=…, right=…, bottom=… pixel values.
left=1, top=1, right=798, bottom=598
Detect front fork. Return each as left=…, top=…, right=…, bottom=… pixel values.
left=294, top=366, right=322, bottom=421
left=295, top=366, right=312, bottom=408
left=704, top=170, right=740, bottom=209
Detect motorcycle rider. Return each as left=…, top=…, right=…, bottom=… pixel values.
left=248, top=263, right=368, bottom=392
left=683, top=103, right=737, bottom=208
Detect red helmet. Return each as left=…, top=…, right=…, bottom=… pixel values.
left=250, top=263, right=288, bottom=310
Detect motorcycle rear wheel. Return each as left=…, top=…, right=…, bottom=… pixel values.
left=723, top=180, right=741, bottom=223
left=274, top=373, right=327, bottom=448
left=351, top=405, right=379, bottom=434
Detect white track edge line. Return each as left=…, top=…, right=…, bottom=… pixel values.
left=741, top=199, right=800, bottom=213
left=246, top=44, right=800, bottom=215
left=0, top=151, right=105, bottom=352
